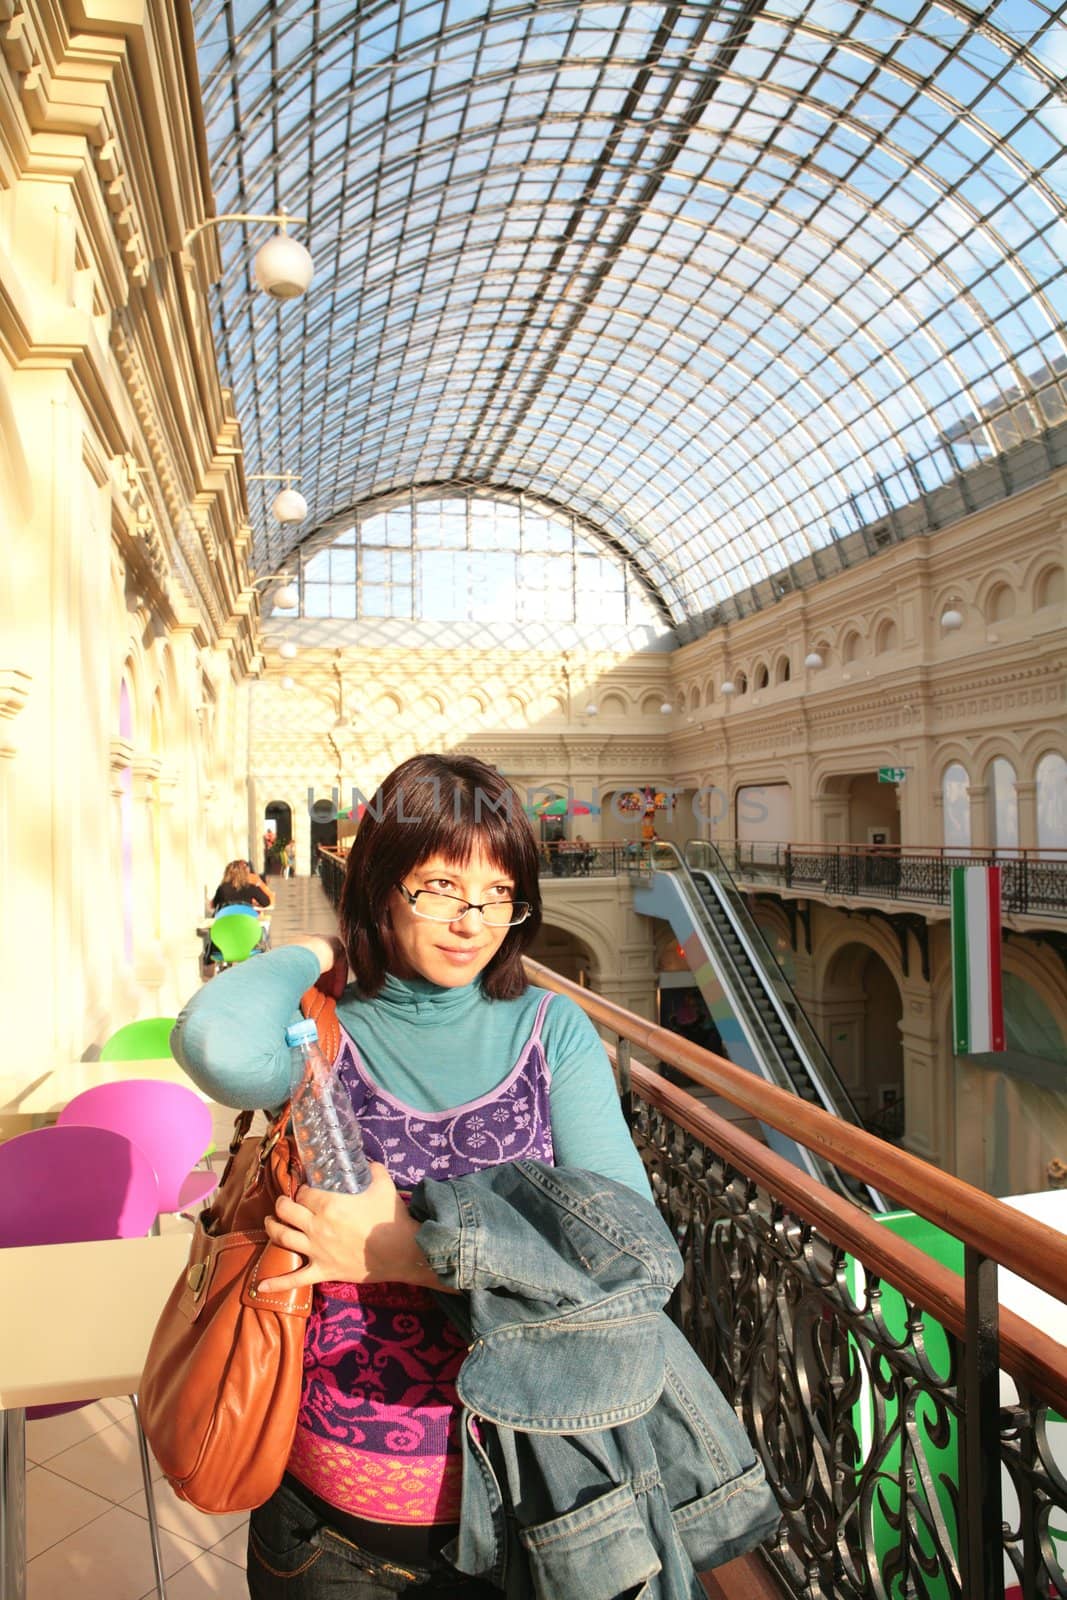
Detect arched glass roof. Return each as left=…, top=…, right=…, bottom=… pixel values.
left=193, top=0, right=1067, bottom=628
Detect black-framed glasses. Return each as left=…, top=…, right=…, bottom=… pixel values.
left=396, top=883, right=531, bottom=928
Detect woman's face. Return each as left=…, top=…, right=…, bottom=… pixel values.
left=388, top=849, right=516, bottom=988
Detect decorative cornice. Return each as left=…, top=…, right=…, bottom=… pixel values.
left=109, top=736, right=133, bottom=775
left=0, top=667, right=31, bottom=720
left=131, top=753, right=161, bottom=783
left=561, top=741, right=608, bottom=765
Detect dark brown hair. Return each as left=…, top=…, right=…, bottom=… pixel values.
left=338, top=753, right=542, bottom=1000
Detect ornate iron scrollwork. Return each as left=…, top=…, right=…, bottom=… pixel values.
left=631, top=1093, right=1067, bottom=1600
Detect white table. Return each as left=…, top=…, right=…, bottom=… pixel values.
left=0, top=1233, right=191, bottom=1600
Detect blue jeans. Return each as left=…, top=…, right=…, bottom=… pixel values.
left=247, top=1481, right=501, bottom=1598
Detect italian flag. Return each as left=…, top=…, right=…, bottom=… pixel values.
left=950, top=866, right=1005, bottom=1054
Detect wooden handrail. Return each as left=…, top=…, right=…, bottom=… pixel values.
left=523, top=956, right=1067, bottom=1310
left=627, top=1060, right=1067, bottom=1416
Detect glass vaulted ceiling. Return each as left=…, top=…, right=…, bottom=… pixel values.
left=193, top=0, right=1067, bottom=629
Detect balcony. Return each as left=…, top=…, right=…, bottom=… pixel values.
left=523, top=958, right=1067, bottom=1600
left=315, top=853, right=1067, bottom=1597
left=721, top=842, right=1067, bottom=923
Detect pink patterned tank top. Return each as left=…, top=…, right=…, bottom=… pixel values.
left=287, top=993, right=555, bottom=1527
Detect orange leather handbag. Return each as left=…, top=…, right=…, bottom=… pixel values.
left=138, top=989, right=341, bottom=1514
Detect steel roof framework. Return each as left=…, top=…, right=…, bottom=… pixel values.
left=193, top=0, right=1067, bottom=626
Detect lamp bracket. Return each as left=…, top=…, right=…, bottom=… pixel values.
left=246, top=571, right=294, bottom=592
left=182, top=211, right=308, bottom=251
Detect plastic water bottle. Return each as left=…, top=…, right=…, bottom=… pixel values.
left=285, top=1019, right=372, bottom=1193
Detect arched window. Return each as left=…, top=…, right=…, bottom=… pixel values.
left=754, top=662, right=769, bottom=690
left=942, top=762, right=971, bottom=851
left=989, top=757, right=1018, bottom=852
left=774, top=654, right=791, bottom=684
left=297, top=492, right=660, bottom=636
left=1036, top=753, right=1067, bottom=849
left=1034, top=565, right=1065, bottom=611
left=985, top=583, right=1015, bottom=623
left=734, top=670, right=748, bottom=695
left=874, top=618, right=898, bottom=654
left=842, top=629, right=863, bottom=664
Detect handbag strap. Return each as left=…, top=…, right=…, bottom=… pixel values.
left=299, top=985, right=341, bottom=1063
left=225, top=987, right=342, bottom=1163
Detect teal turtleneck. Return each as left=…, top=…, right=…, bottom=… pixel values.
left=172, top=946, right=649, bottom=1195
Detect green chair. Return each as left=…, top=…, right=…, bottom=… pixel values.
left=209, top=913, right=264, bottom=967
left=99, top=1017, right=177, bottom=1062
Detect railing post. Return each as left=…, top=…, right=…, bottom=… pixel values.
left=962, top=1244, right=1004, bottom=1598
left=784, top=844, right=792, bottom=888
left=616, top=1035, right=633, bottom=1125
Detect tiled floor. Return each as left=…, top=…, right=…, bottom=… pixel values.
left=25, top=874, right=339, bottom=1599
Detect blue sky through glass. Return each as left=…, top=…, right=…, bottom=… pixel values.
left=194, top=0, right=1067, bottom=624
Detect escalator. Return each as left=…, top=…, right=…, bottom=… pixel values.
left=630, top=840, right=887, bottom=1212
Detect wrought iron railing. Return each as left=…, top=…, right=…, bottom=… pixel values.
left=319, top=839, right=656, bottom=883
left=524, top=958, right=1067, bottom=1600
left=322, top=838, right=1067, bottom=918
left=721, top=841, right=1067, bottom=918
left=318, top=847, right=345, bottom=908
left=537, top=840, right=645, bottom=878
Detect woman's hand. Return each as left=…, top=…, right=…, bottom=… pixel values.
left=286, top=934, right=348, bottom=998
left=258, top=1163, right=443, bottom=1293
left=315, top=935, right=348, bottom=1000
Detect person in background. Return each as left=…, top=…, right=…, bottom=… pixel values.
left=200, top=861, right=274, bottom=975
left=210, top=858, right=274, bottom=913
left=284, top=838, right=297, bottom=878
left=173, top=753, right=650, bottom=1597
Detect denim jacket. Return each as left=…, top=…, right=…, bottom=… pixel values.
left=410, top=1160, right=779, bottom=1600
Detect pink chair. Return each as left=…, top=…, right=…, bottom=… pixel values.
left=0, top=1125, right=168, bottom=1598
left=57, top=1077, right=219, bottom=1217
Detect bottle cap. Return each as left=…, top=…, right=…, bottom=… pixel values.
left=285, top=1019, right=318, bottom=1047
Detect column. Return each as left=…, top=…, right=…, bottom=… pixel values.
left=812, top=793, right=847, bottom=844
left=1014, top=781, right=1038, bottom=851
left=897, top=976, right=952, bottom=1171
left=156, top=764, right=194, bottom=1006
left=896, top=736, right=930, bottom=847
left=0, top=671, right=31, bottom=1048
left=131, top=754, right=166, bottom=1001
left=931, top=788, right=944, bottom=849
left=967, top=784, right=990, bottom=851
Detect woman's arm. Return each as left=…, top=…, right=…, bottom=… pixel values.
left=171, top=939, right=335, bottom=1107
left=543, top=997, right=652, bottom=1197
left=177, top=936, right=455, bottom=1292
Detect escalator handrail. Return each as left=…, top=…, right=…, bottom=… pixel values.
left=685, top=839, right=821, bottom=1016
left=655, top=846, right=859, bottom=1124
left=641, top=854, right=885, bottom=1209
left=682, top=839, right=867, bottom=1125
left=691, top=869, right=866, bottom=1130
left=637, top=842, right=890, bottom=1211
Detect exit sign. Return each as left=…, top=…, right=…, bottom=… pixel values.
left=878, top=767, right=907, bottom=783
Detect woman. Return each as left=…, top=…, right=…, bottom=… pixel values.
left=210, top=858, right=274, bottom=913
left=173, top=754, right=649, bottom=1597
